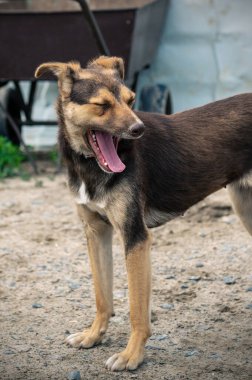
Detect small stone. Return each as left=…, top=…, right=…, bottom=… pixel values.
left=101, top=337, right=112, bottom=346
left=32, top=303, right=43, bottom=308
left=67, top=370, right=81, bottom=380
left=45, top=336, right=53, bottom=341
left=197, top=324, right=211, bottom=331
left=246, top=287, right=252, bottom=292
left=214, top=318, right=225, bottom=323
left=151, top=310, right=158, bottom=322
left=188, top=276, right=201, bottom=282
left=31, top=199, right=43, bottom=205
left=146, top=345, right=166, bottom=351
left=165, top=275, right=176, bottom=280
left=68, top=282, right=81, bottom=290
left=4, top=349, right=16, bottom=355
left=199, top=232, right=206, bottom=238
left=184, top=349, right=199, bottom=357
left=0, top=247, right=13, bottom=255
left=223, top=276, right=236, bottom=285
left=17, top=345, right=31, bottom=353
left=245, top=304, right=252, bottom=310
left=160, top=303, right=174, bottom=310
left=220, top=305, right=231, bottom=313
left=112, top=316, right=124, bottom=324
left=149, top=334, right=168, bottom=341
left=209, top=353, right=221, bottom=360
left=10, top=335, right=18, bottom=340
left=195, top=262, right=204, bottom=268
left=114, top=289, right=126, bottom=298
left=221, top=216, right=236, bottom=225
left=37, top=265, right=47, bottom=270
left=181, top=284, right=189, bottom=289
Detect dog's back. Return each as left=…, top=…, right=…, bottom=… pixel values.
left=133, top=94, right=252, bottom=226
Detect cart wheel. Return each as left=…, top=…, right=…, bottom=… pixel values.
left=138, top=84, right=172, bottom=114
left=0, top=88, right=22, bottom=145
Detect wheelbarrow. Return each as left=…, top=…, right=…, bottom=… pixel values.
left=0, top=0, right=168, bottom=172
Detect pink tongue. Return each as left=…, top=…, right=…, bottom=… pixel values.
left=95, top=131, right=125, bottom=173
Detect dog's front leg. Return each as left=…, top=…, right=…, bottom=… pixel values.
left=106, top=214, right=152, bottom=371
left=66, top=204, right=113, bottom=348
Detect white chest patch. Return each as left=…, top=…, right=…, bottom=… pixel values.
left=75, top=181, right=107, bottom=209
left=75, top=182, right=90, bottom=205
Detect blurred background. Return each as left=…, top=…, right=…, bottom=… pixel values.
left=1, top=0, right=252, bottom=164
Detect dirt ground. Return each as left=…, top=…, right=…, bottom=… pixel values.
left=0, top=166, right=251, bottom=380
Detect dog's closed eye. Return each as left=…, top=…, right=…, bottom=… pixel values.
left=92, top=102, right=110, bottom=108
left=90, top=102, right=110, bottom=116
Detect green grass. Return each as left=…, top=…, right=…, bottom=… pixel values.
left=0, top=136, right=25, bottom=178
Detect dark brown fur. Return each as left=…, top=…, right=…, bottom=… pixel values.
left=35, top=57, right=252, bottom=371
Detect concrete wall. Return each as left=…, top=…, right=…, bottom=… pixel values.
left=137, top=0, right=252, bottom=113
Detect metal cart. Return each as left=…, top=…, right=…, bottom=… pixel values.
left=0, top=0, right=168, bottom=172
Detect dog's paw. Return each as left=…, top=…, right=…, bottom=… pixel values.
left=66, top=331, right=103, bottom=349
left=105, top=350, right=144, bottom=371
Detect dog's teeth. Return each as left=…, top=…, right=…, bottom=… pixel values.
left=104, top=162, right=108, bottom=166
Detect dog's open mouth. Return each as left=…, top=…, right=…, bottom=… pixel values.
left=87, top=130, right=126, bottom=173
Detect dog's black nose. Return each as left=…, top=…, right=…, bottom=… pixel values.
left=128, top=122, right=145, bottom=138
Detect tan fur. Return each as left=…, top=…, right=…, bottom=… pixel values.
left=64, top=99, right=138, bottom=154
left=89, top=88, right=116, bottom=107
left=228, top=174, right=252, bottom=235
left=120, top=85, right=135, bottom=104
left=88, top=56, right=125, bottom=79
left=67, top=181, right=151, bottom=370
left=106, top=181, right=133, bottom=235
left=106, top=236, right=152, bottom=371
left=66, top=205, right=114, bottom=348
left=35, top=61, right=81, bottom=97
left=35, top=59, right=140, bottom=159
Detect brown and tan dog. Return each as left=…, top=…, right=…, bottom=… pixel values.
left=35, top=56, right=252, bottom=371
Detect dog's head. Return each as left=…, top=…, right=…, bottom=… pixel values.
left=35, top=56, right=145, bottom=173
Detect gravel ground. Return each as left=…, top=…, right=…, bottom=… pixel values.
left=0, top=169, right=251, bottom=380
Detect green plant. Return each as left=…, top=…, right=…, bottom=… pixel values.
left=49, top=148, right=59, bottom=163
left=0, top=136, right=25, bottom=178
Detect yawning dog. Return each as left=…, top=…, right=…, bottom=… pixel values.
left=35, top=56, right=252, bottom=371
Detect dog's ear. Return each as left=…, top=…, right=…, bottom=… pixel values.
left=88, top=56, right=125, bottom=80
left=35, top=61, right=81, bottom=97
left=35, top=62, right=66, bottom=78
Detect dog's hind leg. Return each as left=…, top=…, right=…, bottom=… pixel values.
left=228, top=175, right=252, bottom=235
left=66, top=204, right=114, bottom=348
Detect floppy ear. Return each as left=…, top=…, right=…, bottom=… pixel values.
left=35, top=62, right=66, bottom=78
left=35, top=61, right=81, bottom=97
left=88, top=56, right=125, bottom=79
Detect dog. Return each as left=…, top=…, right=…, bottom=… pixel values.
left=35, top=56, right=252, bottom=371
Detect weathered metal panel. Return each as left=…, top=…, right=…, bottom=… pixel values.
left=137, top=0, right=252, bottom=112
